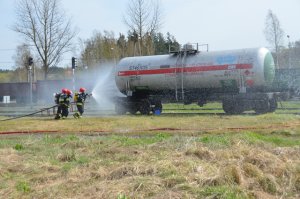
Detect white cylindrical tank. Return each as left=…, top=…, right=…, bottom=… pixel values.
left=115, top=47, right=275, bottom=95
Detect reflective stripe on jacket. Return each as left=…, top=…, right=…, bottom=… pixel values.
left=76, top=92, right=88, bottom=105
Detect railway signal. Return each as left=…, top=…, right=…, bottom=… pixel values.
left=71, top=57, right=77, bottom=91
left=72, top=57, right=77, bottom=69
left=28, top=57, right=33, bottom=66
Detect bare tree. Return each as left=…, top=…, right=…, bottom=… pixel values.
left=264, top=10, right=284, bottom=68
left=80, top=31, right=118, bottom=69
left=13, top=0, right=77, bottom=79
left=124, top=0, right=163, bottom=56
left=10, top=44, right=32, bottom=82
left=13, top=44, right=31, bottom=70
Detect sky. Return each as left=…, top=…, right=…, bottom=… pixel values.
left=0, top=0, right=299, bottom=70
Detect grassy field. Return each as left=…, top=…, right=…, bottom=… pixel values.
left=0, top=104, right=300, bottom=198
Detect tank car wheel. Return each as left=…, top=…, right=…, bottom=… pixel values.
left=153, top=101, right=163, bottom=114
left=222, top=98, right=235, bottom=114
left=222, top=97, right=244, bottom=114
left=233, top=105, right=244, bottom=114
left=129, top=106, right=138, bottom=115
left=139, top=100, right=151, bottom=115
left=254, top=99, right=270, bottom=114
left=268, top=98, right=277, bottom=112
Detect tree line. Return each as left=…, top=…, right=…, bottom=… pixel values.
left=1, top=0, right=299, bottom=83
left=79, top=31, right=179, bottom=70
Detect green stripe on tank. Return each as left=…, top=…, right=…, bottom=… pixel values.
left=264, top=51, right=275, bottom=85
left=135, top=86, right=149, bottom=90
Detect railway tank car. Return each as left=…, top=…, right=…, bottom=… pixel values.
left=115, top=44, right=279, bottom=114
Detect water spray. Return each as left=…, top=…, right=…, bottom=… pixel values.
left=90, top=64, right=122, bottom=111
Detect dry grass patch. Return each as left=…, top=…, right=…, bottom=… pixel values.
left=0, top=148, right=23, bottom=165
left=107, top=164, right=156, bottom=180
left=185, top=146, right=215, bottom=160
left=243, top=163, right=264, bottom=178
left=0, top=113, right=300, bottom=198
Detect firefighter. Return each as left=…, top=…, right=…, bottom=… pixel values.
left=60, top=89, right=72, bottom=119
left=73, top=87, right=90, bottom=118
left=54, top=88, right=67, bottom=119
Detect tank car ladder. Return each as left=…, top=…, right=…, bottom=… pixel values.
left=172, top=43, right=199, bottom=102
left=178, top=50, right=187, bottom=101
left=174, top=52, right=181, bottom=101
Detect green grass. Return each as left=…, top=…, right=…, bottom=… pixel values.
left=13, top=144, right=24, bottom=151
left=163, top=102, right=224, bottom=114
left=242, top=132, right=300, bottom=146
left=0, top=138, right=22, bottom=148
left=0, top=110, right=300, bottom=198
left=111, top=133, right=171, bottom=146
left=77, top=155, right=90, bottom=165
left=117, top=193, right=130, bottom=199
left=163, top=101, right=300, bottom=114
left=197, top=131, right=300, bottom=148
left=16, top=181, right=31, bottom=193
left=278, top=101, right=300, bottom=109
left=43, top=134, right=79, bottom=144
left=198, top=135, right=231, bottom=148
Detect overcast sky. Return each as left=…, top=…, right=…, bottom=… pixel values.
left=0, top=0, right=299, bottom=70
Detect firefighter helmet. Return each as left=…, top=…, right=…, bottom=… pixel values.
left=79, top=87, right=86, bottom=92
left=66, top=89, right=72, bottom=95
left=62, top=88, right=67, bottom=93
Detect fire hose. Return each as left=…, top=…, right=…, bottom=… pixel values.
left=0, top=104, right=60, bottom=122
left=0, top=94, right=93, bottom=122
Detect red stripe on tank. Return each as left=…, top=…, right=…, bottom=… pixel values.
left=118, top=64, right=252, bottom=76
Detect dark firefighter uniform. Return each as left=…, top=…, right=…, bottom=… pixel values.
left=54, top=88, right=67, bottom=119
left=73, top=87, right=89, bottom=118
left=59, top=90, right=72, bottom=119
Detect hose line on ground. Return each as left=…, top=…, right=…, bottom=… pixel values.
left=0, top=105, right=59, bottom=122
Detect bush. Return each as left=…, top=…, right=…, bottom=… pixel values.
left=14, top=144, right=24, bottom=151
left=16, top=181, right=30, bottom=193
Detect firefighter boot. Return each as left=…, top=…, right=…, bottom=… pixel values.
left=73, top=112, right=79, bottom=118
left=54, top=114, right=61, bottom=120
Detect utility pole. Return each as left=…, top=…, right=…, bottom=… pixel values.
left=72, top=57, right=77, bottom=91
left=28, top=57, right=33, bottom=107
left=111, top=48, right=117, bottom=74
left=287, top=35, right=291, bottom=69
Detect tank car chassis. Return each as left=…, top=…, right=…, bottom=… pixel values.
left=114, top=89, right=284, bottom=115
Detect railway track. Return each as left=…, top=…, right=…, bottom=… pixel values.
left=0, top=100, right=299, bottom=118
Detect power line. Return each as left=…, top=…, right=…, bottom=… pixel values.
left=0, top=62, right=14, bottom=64
left=0, top=45, right=37, bottom=51
left=0, top=59, right=74, bottom=64
left=0, top=48, right=15, bottom=51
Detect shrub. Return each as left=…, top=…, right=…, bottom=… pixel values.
left=16, top=181, right=30, bottom=193
left=14, top=144, right=24, bottom=151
